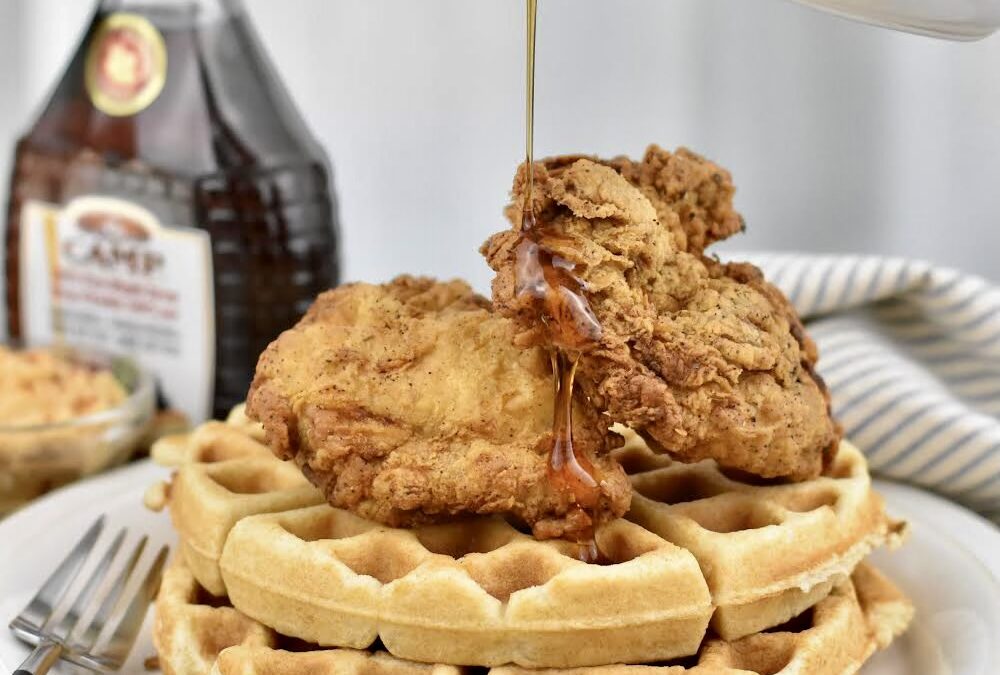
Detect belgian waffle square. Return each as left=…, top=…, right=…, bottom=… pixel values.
left=148, top=420, right=324, bottom=595
left=614, top=429, right=905, bottom=639
left=155, top=556, right=460, bottom=675
left=154, top=555, right=275, bottom=675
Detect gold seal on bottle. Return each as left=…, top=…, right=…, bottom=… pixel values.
left=85, top=12, right=167, bottom=117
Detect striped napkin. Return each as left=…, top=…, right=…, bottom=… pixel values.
left=744, top=254, right=1000, bottom=525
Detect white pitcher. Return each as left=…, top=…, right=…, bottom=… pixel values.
left=791, top=0, right=1000, bottom=39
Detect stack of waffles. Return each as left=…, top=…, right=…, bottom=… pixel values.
left=146, top=406, right=913, bottom=675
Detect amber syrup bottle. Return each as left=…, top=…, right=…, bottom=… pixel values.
left=5, top=0, right=340, bottom=421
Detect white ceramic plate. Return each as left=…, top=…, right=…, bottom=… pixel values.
left=0, top=461, right=998, bottom=674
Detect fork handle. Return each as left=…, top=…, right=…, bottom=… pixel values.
left=13, top=638, right=62, bottom=675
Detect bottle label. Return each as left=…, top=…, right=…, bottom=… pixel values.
left=85, top=12, right=167, bottom=117
left=20, top=197, right=215, bottom=423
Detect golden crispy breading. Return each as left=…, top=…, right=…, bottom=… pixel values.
left=482, top=151, right=837, bottom=480
left=523, top=145, right=744, bottom=255
left=607, top=145, right=745, bottom=254
left=246, top=276, right=630, bottom=539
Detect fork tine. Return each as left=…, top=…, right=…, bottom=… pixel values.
left=9, top=515, right=105, bottom=636
left=71, top=534, right=148, bottom=651
left=48, top=528, right=126, bottom=638
left=94, top=545, right=168, bottom=669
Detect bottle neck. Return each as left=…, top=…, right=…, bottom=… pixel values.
left=96, top=0, right=243, bottom=26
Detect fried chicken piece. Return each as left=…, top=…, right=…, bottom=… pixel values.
left=606, top=145, right=745, bottom=254
left=246, top=276, right=630, bottom=540
left=534, top=145, right=744, bottom=255
left=482, top=149, right=838, bottom=480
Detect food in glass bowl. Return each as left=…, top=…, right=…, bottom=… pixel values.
left=0, top=345, right=155, bottom=515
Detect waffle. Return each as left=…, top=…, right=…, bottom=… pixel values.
left=223, top=403, right=268, bottom=442
left=155, top=555, right=911, bottom=675
left=155, top=557, right=459, bottom=675
left=614, top=428, right=906, bottom=639
left=147, top=421, right=325, bottom=595
left=221, top=506, right=712, bottom=667
left=150, top=415, right=903, bottom=668
left=492, top=563, right=913, bottom=675
left=154, top=556, right=275, bottom=675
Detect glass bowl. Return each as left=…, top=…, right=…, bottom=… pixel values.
left=0, top=347, right=156, bottom=516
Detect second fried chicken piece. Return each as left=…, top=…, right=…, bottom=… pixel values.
left=482, top=150, right=838, bottom=480
left=538, top=145, right=745, bottom=255
left=606, top=145, right=745, bottom=254
left=246, top=276, right=630, bottom=540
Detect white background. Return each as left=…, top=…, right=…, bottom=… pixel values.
left=0, top=0, right=998, bottom=310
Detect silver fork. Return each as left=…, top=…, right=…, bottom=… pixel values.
left=8, top=516, right=169, bottom=674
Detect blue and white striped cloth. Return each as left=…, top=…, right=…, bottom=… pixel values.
left=745, top=254, right=1000, bottom=526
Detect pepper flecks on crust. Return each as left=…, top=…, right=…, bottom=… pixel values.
left=482, top=148, right=838, bottom=480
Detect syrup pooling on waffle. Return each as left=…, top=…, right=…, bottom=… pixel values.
left=150, top=415, right=905, bottom=667
left=616, top=429, right=904, bottom=640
